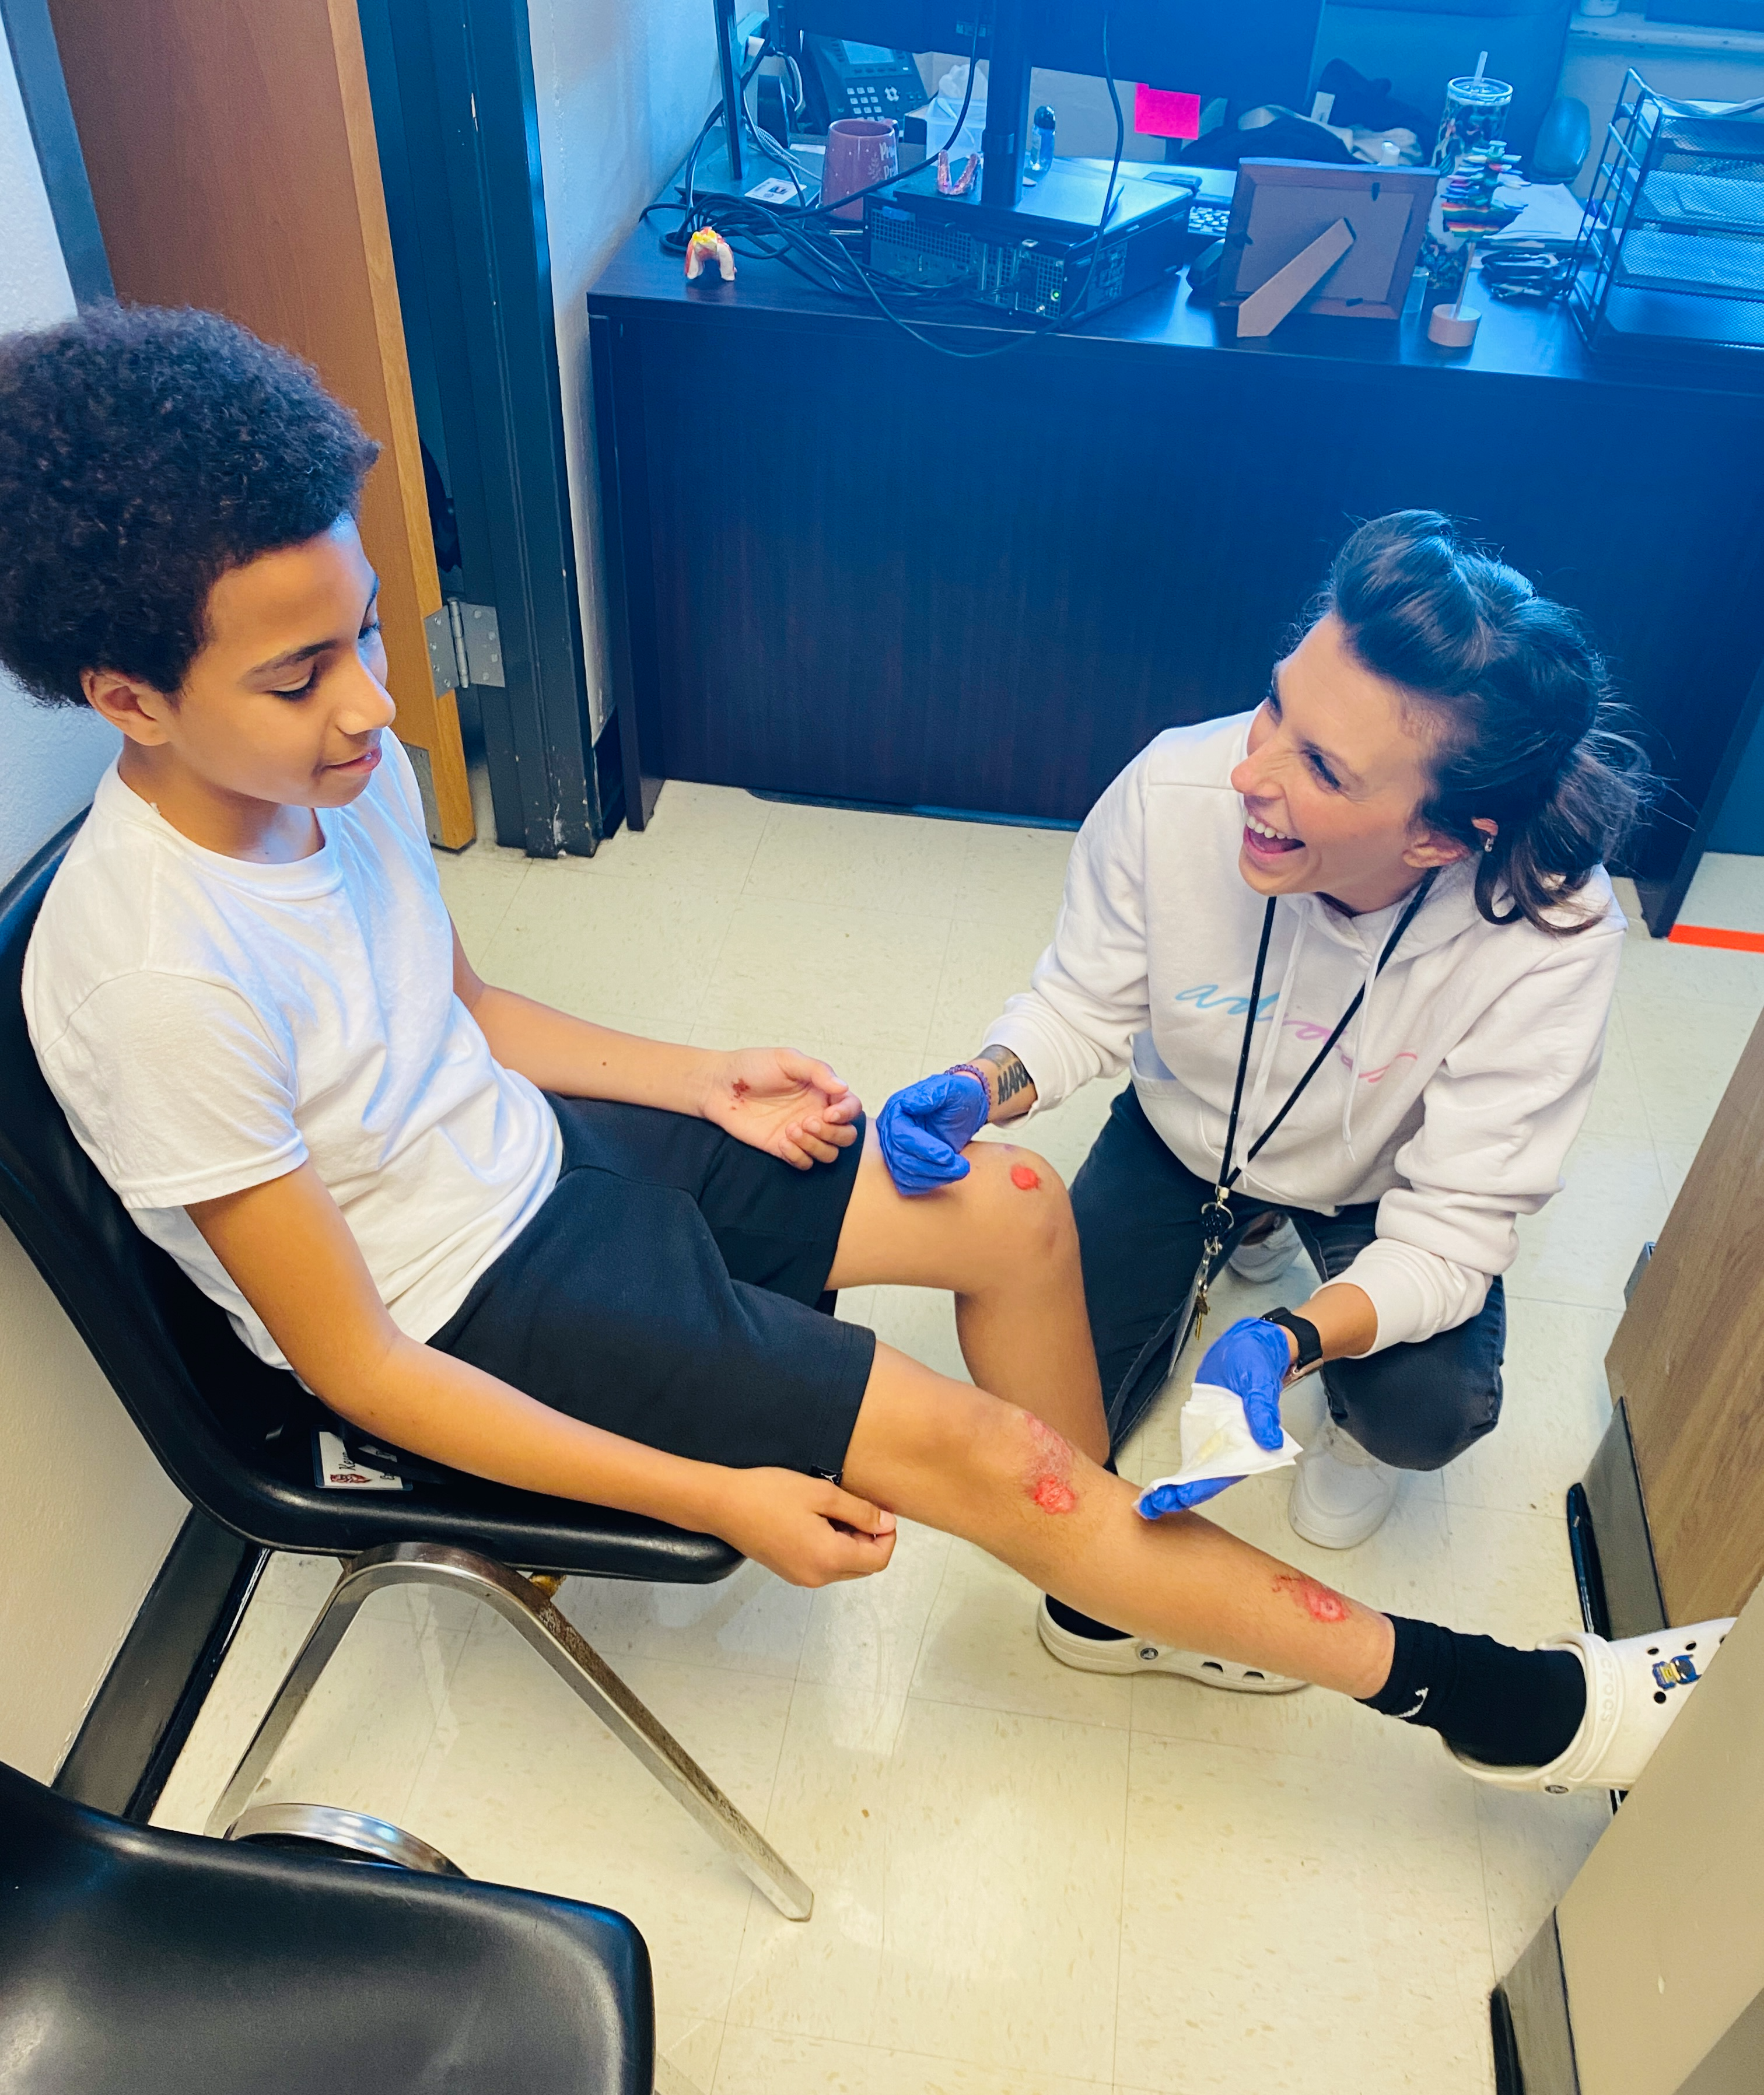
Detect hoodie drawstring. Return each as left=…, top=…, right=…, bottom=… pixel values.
left=1230, top=873, right=1440, bottom=1189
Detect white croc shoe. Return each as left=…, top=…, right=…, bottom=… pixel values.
left=1037, top=1596, right=1308, bottom=1695
left=1452, top=1619, right=1735, bottom=1793
left=1289, top=1417, right=1403, bottom=1549
left=1227, top=1217, right=1304, bottom=1285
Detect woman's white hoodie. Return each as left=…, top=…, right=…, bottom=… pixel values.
left=984, top=714, right=1625, bottom=1352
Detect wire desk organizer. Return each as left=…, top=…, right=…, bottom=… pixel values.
left=1570, top=69, right=1764, bottom=359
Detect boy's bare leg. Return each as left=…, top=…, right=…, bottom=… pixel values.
left=841, top=1342, right=1395, bottom=1700
left=826, top=1131, right=1108, bottom=1464
left=821, top=1131, right=1396, bottom=1697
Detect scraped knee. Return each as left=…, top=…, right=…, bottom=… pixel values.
left=963, top=1140, right=1073, bottom=1266
left=921, top=1382, right=1086, bottom=1518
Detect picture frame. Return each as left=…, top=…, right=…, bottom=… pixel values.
left=1219, top=160, right=1441, bottom=323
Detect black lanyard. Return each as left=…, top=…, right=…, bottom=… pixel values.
left=1193, top=870, right=1437, bottom=1333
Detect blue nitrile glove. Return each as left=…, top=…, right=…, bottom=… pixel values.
left=876, top=1069, right=991, bottom=1194
left=1137, top=1317, right=1292, bottom=1519
left=1195, top=1316, right=1292, bottom=1451
left=1139, top=1474, right=1236, bottom=1516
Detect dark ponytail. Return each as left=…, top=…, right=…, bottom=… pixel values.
left=1314, top=512, right=1654, bottom=935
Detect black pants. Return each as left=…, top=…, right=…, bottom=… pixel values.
left=1070, top=1085, right=1505, bottom=1470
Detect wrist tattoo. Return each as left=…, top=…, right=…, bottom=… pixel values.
left=976, top=1044, right=1033, bottom=1108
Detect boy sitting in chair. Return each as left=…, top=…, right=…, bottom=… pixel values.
left=1, top=304, right=1724, bottom=1799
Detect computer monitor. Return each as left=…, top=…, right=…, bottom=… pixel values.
left=1052, top=2, right=1321, bottom=97
left=772, top=2, right=960, bottom=55
left=772, top=1, right=1325, bottom=204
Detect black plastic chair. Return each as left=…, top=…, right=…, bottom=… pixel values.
left=0, top=1756, right=656, bottom=2094
left=0, top=823, right=810, bottom=1919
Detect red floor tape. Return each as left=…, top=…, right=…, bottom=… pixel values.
left=1667, top=923, right=1764, bottom=952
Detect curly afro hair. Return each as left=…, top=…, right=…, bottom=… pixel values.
left=0, top=303, right=380, bottom=707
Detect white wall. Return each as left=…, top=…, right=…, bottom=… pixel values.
left=1560, top=10, right=1764, bottom=197
left=0, top=34, right=187, bottom=1781
left=527, top=0, right=720, bottom=741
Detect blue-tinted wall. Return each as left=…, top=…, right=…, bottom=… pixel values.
left=1709, top=706, right=1764, bottom=856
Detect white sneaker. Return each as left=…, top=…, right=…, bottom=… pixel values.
left=1226, top=1216, right=1303, bottom=1284
left=1451, top=1619, right=1734, bottom=1793
left=1036, top=1595, right=1308, bottom=1694
left=1288, top=1417, right=1403, bottom=1548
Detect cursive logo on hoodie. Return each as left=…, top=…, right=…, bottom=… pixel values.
left=1172, top=985, right=1418, bottom=1083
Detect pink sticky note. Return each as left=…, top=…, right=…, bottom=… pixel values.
left=1135, top=84, right=1201, bottom=141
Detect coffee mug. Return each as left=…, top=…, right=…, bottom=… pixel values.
left=822, top=117, right=898, bottom=221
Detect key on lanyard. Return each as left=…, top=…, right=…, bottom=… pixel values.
left=1194, top=1187, right=1236, bottom=1340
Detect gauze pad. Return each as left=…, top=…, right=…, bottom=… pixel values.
left=1136, top=1381, right=1302, bottom=1518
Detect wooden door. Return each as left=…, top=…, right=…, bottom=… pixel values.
left=1605, top=1007, right=1764, bottom=1623
left=48, top=0, right=474, bottom=847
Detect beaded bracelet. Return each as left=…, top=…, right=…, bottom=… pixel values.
left=944, top=1060, right=994, bottom=1107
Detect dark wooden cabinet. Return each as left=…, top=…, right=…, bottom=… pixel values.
left=589, top=223, right=1764, bottom=933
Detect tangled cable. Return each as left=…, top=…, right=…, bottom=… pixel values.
left=642, top=6, right=1131, bottom=363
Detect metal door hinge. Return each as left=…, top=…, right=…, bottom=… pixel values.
left=423, top=606, right=459, bottom=694
left=455, top=600, right=505, bottom=686
left=423, top=600, right=506, bottom=695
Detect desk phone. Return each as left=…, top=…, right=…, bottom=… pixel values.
left=799, top=36, right=926, bottom=132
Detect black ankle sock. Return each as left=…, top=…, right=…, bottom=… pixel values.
left=1359, top=1616, right=1587, bottom=1767
left=1046, top=1455, right=1128, bottom=1640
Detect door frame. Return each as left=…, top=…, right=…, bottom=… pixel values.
left=1, top=0, right=111, bottom=303
left=358, top=0, right=618, bottom=856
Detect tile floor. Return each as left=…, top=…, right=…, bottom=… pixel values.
left=153, top=797, right=1764, bottom=2095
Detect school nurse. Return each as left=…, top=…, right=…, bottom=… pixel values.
left=877, top=513, right=1646, bottom=1681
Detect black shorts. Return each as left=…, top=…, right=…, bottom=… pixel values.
left=428, top=1095, right=876, bottom=1478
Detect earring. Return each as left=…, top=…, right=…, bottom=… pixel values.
left=1482, top=832, right=1496, bottom=854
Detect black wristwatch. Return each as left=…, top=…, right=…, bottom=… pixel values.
left=1262, top=1307, right=1322, bottom=1379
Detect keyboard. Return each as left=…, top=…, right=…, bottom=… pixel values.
left=1188, top=201, right=1232, bottom=239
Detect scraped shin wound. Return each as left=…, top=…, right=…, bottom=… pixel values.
left=1275, top=1572, right=1352, bottom=1623
left=1024, top=1414, right=1077, bottom=1514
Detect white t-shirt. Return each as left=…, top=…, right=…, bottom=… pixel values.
left=23, top=737, right=562, bottom=1367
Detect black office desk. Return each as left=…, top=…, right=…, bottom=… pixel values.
left=587, top=222, right=1764, bottom=934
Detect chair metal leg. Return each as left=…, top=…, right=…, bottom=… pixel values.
left=206, top=1540, right=814, bottom=1921
left=204, top=1551, right=383, bottom=1839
